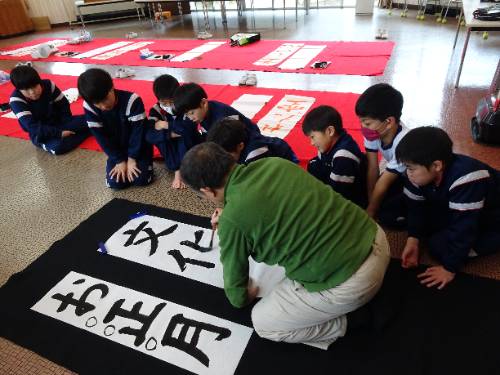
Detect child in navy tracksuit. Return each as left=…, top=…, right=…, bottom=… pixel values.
left=355, top=83, right=409, bottom=228
left=77, top=68, right=153, bottom=190
left=146, top=75, right=202, bottom=189
left=396, top=127, right=500, bottom=289
left=302, top=105, right=367, bottom=208
left=207, top=117, right=298, bottom=165
left=9, top=65, right=89, bottom=154
left=173, top=82, right=261, bottom=138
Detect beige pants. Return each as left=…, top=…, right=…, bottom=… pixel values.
left=251, top=225, right=390, bottom=350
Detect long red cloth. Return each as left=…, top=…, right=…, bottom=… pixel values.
left=0, top=38, right=394, bottom=76
left=0, top=74, right=364, bottom=167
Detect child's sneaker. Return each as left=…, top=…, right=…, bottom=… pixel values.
left=375, top=29, right=389, bottom=40
left=15, top=61, right=32, bottom=67
left=245, top=73, right=257, bottom=86
left=197, top=31, right=213, bottom=40
left=115, top=68, right=135, bottom=78
left=239, top=73, right=249, bottom=86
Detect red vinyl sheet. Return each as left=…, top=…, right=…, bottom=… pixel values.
left=0, top=74, right=364, bottom=167
left=0, top=38, right=394, bottom=76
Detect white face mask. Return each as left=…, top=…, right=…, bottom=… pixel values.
left=160, top=103, right=174, bottom=115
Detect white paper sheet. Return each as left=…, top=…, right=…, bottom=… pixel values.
left=278, top=45, right=326, bottom=70
left=62, top=88, right=79, bottom=104
left=0, top=40, right=68, bottom=57
left=257, top=95, right=316, bottom=138
left=253, top=43, right=304, bottom=66
left=92, top=41, right=154, bottom=60
left=100, top=215, right=285, bottom=298
left=230, top=94, right=273, bottom=119
left=74, top=41, right=132, bottom=59
left=170, top=42, right=226, bottom=62
left=32, top=271, right=253, bottom=375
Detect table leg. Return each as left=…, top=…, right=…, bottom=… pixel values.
left=455, top=27, right=471, bottom=88
left=453, top=6, right=463, bottom=49
left=148, top=3, right=154, bottom=28
left=283, top=0, right=286, bottom=27
left=77, top=5, right=85, bottom=28
left=135, top=3, right=143, bottom=24
left=202, top=0, right=210, bottom=31
left=221, top=1, right=227, bottom=24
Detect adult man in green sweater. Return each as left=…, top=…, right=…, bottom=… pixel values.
left=180, top=142, right=390, bottom=349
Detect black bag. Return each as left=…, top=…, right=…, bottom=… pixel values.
left=473, top=5, right=500, bottom=20
left=471, top=94, right=500, bottom=144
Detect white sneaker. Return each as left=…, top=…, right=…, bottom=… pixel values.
left=16, top=61, right=32, bottom=67
left=115, top=68, right=135, bottom=78
left=245, top=73, right=257, bottom=86
left=376, top=29, right=389, bottom=40
left=197, top=31, right=213, bottom=39
left=239, top=73, right=249, bottom=86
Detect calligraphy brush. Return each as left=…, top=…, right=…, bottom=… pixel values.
left=209, top=227, right=215, bottom=249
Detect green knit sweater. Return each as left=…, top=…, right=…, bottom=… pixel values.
left=218, top=158, right=377, bottom=307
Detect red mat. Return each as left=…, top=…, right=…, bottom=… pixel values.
left=0, top=38, right=394, bottom=76
left=0, top=74, right=363, bottom=167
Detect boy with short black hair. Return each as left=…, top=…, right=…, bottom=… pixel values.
left=77, top=68, right=153, bottom=189
left=302, top=105, right=367, bottom=208
left=147, top=74, right=202, bottom=189
left=180, top=142, right=390, bottom=349
left=396, top=127, right=500, bottom=289
left=9, top=65, right=89, bottom=154
left=173, top=82, right=261, bottom=137
left=207, top=117, right=298, bottom=165
left=355, top=83, right=409, bottom=228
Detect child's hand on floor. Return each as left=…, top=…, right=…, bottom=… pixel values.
left=417, top=266, right=455, bottom=289
left=127, top=158, right=140, bottom=182
left=402, top=237, right=419, bottom=268
left=110, top=161, right=127, bottom=183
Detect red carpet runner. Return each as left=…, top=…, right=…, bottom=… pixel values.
left=0, top=74, right=363, bottom=167
left=0, top=38, right=394, bottom=76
